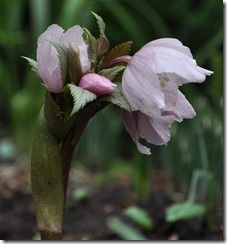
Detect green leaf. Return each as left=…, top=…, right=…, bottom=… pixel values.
left=67, top=84, right=97, bottom=116
left=68, top=44, right=82, bottom=85
left=123, top=206, right=153, bottom=230
left=106, top=216, right=147, bottom=240
left=91, top=11, right=106, bottom=36
left=97, top=36, right=109, bottom=57
left=91, top=12, right=109, bottom=60
left=102, top=84, right=131, bottom=111
left=22, top=56, right=38, bottom=75
left=72, top=187, right=90, bottom=201
left=32, top=233, right=41, bottom=240
left=165, top=201, right=206, bottom=223
left=48, top=40, right=69, bottom=85
left=83, top=28, right=98, bottom=68
left=98, top=66, right=125, bottom=81
left=100, top=41, right=133, bottom=69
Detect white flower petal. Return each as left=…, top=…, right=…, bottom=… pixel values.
left=121, top=110, right=151, bottom=155
left=37, top=24, right=64, bottom=45
left=138, top=112, right=175, bottom=145
left=60, top=25, right=84, bottom=46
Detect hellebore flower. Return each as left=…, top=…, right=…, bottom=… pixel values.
left=122, top=38, right=213, bottom=155
left=37, top=24, right=90, bottom=93
left=79, top=73, right=116, bottom=96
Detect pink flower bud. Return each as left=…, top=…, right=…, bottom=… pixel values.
left=37, top=24, right=91, bottom=93
left=79, top=73, right=116, bottom=96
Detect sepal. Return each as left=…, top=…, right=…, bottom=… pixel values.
left=44, top=91, right=74, bottom=142
left=102, top=84, right=131, bottom=111
left=68, top=44, right=83, bottom=85
left=22, top=56, right=38, bottom=75
left=98, top=66, right=125, bottom=81
left=48, top=40, right=69, bottom=86
left=100, top=41, right=133, bottom=69
left=65, top=84, right=97, bottom=116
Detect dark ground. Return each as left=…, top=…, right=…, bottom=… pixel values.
left=0, top=163, right=224, bottom=241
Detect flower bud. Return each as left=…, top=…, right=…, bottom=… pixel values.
left=79, top=73, right=116, bottom=96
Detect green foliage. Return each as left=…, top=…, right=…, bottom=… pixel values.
left=106, top=216, right=147, bottom=240
left=72, top=187, right=90, bottom=201
left=32, top=232, right=41, bottom=240
left=165, top=201, right=206, bottom=222
left=21, top=57, right=38, bottom=75
left=102, top=84, right=131, bottom=111
left=98, top=66, right=125, bottom=81
left=123, top=206, right=154, bottom=230
left=67, top=84, right=97, bottom=116
left=100, top=41, right=133, bottom=69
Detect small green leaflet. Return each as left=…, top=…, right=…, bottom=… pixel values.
left=98, top=66, right=125, bottom=81
left=123, top=206, right=154, bottom=230
left=68, top=44, right=82, bottom=85
left=91, top=12, right=106, bottom=36
left=68, top=84, right=97, bottom=116
left=102, top=84, right=131, bottom=112
left=100, top=41, right=133, bottom=69
left=83, top=28, right=98, bottom=67
left=48, top=40, right=69, bottom=84
left=22, top=56, right=38, bottom=75
left=165, top=201, right=206, bottom=222
left=106, top=216, right=147, bottom=241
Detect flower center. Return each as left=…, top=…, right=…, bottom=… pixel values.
left=158, top=73, right=169, bottom=88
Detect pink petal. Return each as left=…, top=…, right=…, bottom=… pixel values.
left=60, top=25, right=91, bottom=72
left=133, top=39, right=213, bottom=84
left=138, top=112, right=175, bottom=145
left=37, top=24, right=64, bottom=45
left=122, top=110, right=176, bottom=155
left=79, top=73, right=117, bottom=96
left=122, top=60, right=165, bottom=114
left=78, top=45, right=91, bottom=73
left=175, top=91, right=196, bottom=120
left=60, top=25, right=84, bottom=46
left=122, top=110, right=151, bottom=155
left=37, top=36, right=63, bottom=93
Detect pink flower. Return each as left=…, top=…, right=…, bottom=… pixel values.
left=79, top=73, right=116, bottom=96
left=122, top=38, right=213, bottom=155
left=37, top=24, right=90, bottom=93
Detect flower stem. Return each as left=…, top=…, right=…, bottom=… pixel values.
left=61, top=100, right=109, bottom=205
left=40, top=230, right=62, bottom=240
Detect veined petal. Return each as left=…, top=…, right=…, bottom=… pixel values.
left=121, top=110, right=151, bottom=155
left=37, top=37, right=63, bottom=93
left=138, top=112, right=175, bottom=146
left=60, top=25, right=84, bottom=47
left=136, top=48, right=210, bottom=84
left=175, top=91, right=196, bottom=120
left=37, top=24, right=64, bottom=45
left=142, top=38, right=194, bottom=58
left=78, top=45, right=91, bottom=72
left=122, top=59, right=165, bottom=114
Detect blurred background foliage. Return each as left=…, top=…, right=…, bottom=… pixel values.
left=0, top=0, right=223, bottom=222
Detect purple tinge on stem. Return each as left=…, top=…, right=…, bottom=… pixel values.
left=79, top=73, right=117, bottom=96
left=122, top=38, right=213, bottom=155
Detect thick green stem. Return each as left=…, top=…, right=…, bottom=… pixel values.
left=31, top=107, right=64, bottom=240
left=40, top=230, right=62, bottom=240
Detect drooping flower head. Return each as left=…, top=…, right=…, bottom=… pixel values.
left=122, top=38, right=213, bottom=155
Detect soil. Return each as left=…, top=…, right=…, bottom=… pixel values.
left=0, top=163, right=224, bottom=241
